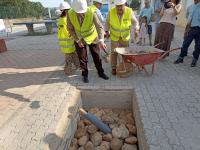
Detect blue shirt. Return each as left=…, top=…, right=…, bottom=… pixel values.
left=186, top=4, right=195, bottom=22
left=191, top=3, right=200, bottom=27
left=154, top=0, right=163, bottom=23
left=140, top=6, right=154, bottom=24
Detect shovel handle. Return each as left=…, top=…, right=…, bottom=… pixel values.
left=79, top=108, right=87, bottom=115
left=154, top=41, right=165, bottom=48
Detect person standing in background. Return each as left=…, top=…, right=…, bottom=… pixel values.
left=184, top=0, right=197, bottom=39
left=174, top=0, right=200, bottom=67
left=140, top=0, right=154, bottom=46
left=154, top=0, right=164, bottom=32
left=89, top=0, right=104, bottom=24
left=57, top=2, right=80, bottom=75
left=154, top=0, right=181, bottom=58
left=137, top=16, right=148, bottom=46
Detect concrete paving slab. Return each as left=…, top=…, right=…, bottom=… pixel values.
left=0, top=25, right=199, bottom=150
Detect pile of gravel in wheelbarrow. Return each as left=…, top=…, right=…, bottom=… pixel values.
left=69, top=107, right=138, bottom=150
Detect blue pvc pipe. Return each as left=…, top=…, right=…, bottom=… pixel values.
left=84, top=112, right=112, bottom=134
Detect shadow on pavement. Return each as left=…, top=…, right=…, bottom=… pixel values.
left=29, top=100, right=40, bottom=109
left=0, top=90, right=30, bottom=102
left=43, top=133, right=62, bottom=150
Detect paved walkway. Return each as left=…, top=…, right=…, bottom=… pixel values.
left=0, top=26, right=200, bottom=150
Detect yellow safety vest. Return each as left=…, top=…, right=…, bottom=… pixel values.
left=68, top=8, right=98, bottom=45
left=109, top=7, right=132, bottom=41
left=57, top=17, right=75, bottom=53
left=89, top=5, right=98, bottom=13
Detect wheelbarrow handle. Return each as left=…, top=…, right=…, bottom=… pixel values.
left=160, top=47, right=181, bottom=59
left=154, top=41, right=165, bottom=48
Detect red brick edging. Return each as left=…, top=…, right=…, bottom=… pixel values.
left=0, top=39, right=7, bottom=53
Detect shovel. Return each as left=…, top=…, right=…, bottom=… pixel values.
left=102, top=49, right=111, bottom=63
left=79, top=108, right=112, bottom=134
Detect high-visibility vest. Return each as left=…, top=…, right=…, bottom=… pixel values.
left=57, top=17, right=75, bottom=54
left=109, top=7, right=132, bottom=41
left=68, top=8, right=98, bottom=45
left=89, top=5, right=98, bottom=13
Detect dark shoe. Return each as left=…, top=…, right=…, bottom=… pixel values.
left=112, top=69, right=116, bottom=75
left=99, top=73, right=109, bottom=80
left=191, top=59, right=197, bottom=67
left=174, top=57, right=183, bottom=64
left=82, top=76, right=89, bottom=83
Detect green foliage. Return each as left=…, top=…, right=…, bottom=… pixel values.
left=0, top=0, right=45, bottom=19
left=130, top=0, right=141, bottom=10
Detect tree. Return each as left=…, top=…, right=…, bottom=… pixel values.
left=0, top=0, right=45, bottom=19
left=130, top=0, right=141, bottom=10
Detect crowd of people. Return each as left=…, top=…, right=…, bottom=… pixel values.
left=57, top=0, right=200, bottom=83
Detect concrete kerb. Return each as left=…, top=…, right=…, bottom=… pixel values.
left=43, top=85, right=149, bottom=150
left=43, top=89, right=81, bottom=150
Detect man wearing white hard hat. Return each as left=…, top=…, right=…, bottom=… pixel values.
left=57, top=2, right=80, bottom=75
left=89, top=0, right=104, bottom=23
left=67, top=0, right=109, bottom=83
left=105, top=0, right=139, bottom=75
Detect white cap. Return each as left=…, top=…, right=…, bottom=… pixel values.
left=115, top=0, right=127, bottom=5
left=93, top=0, right=103, bottom=4
left=71, top=0, right=88, bottom=13
left=59, top=2, right=71, bottom=10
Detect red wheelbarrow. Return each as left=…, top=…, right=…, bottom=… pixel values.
left=115, top=46, right=181, bottom=75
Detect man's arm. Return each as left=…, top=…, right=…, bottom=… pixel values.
left=150, top=7, right=155, bottom=22
left=104, top=12, right=110, bottom=39
left=93, top=12, right=104, bottom=42
left=139, top=9, right=144, bottom=23
left=131, top=11, right=139, bottom=31
left=67, top=14, right=80, bottom=43
left=95, top=9, right=104, bottom=23
left=105, top=12, right=110, bottom=31
left=186, top=5, right=191, bottom=20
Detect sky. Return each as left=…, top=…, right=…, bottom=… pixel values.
left=29, top=0, right=64, bottom=8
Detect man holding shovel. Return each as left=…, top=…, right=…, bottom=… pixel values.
left=67, top=0, right=109, bottom=83
left=105, top=0, right=139, bottom=75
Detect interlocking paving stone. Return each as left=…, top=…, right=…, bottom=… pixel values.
left=0, top=26, right=200, bottom=150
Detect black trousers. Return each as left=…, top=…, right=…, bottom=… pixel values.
left=179, top=27, right=200, bottom=60
left=75, top=42, right=104, bottom=77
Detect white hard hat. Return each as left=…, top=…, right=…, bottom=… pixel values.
left=115, top=0, right=127, bottom=5
left=93, top=0, right=103, bottom=4
left=71, top=0, right=87, bottom=13
left=59, top=2, right=71, bottom=10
